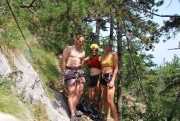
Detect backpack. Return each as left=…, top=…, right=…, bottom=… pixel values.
left=76, top=98, right=103, bottom=121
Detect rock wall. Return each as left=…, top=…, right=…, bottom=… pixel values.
left=0, top=48, right=69, bottom=121
left=0, top=112, right=21, bottom=121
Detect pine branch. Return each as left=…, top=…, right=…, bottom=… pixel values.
left=168, top=48, right=180, bottom=50
left=129, top=2, right=180, bottom=18
left=19, top=0, right=39, bottom=14
left=167, top=91, right=180, bottom=121
left=166, top=0, right=172, bottom=8
left=20, top=0, right=36, bottom=8
left=142, top=9, right=180, bottom=18
left=159, top=80, right=180, bottom=95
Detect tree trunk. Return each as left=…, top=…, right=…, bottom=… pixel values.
left=110, top=15, right=114, bottom=39
left=95, top=19, right=101, bottom=44
left=70, top=33, right=75, bottom=45
left=117, top=21, right=123, bottom=121
left=167, top=91, right=180, bottom=121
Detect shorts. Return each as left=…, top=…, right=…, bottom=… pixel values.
left=100, top=73, right=113, bottom=86
left=64, top=67, right=85, bottom=86
left=88, top=75, right=100, bottom=88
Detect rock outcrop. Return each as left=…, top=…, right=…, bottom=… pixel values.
left=0, top=48, right=69, bottom=121
left=0, top=112, right=21, bottom=121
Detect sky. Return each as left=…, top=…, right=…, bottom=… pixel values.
left=146, top=0, right=180, bottom=65
left=92, top=0, right=180, bottom=65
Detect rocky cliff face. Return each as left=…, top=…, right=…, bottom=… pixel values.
left=0, top=47, right=69, bottom=121
left=0, top=112, right=21, bottom=121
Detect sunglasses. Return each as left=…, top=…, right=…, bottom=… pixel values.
left=91, top=49, right=98, bottom=52
left=78, top=40, right=84, bottom=44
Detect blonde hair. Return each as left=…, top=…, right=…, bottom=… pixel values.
left=76, top=35, right=85, bottom=41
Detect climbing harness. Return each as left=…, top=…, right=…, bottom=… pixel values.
left=64, top=71, right=84, bottom=81
left=63, top=69, right=85, bottom=97
left=101, top=73, right=113, bottom=85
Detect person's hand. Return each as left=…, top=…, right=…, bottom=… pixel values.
left=108, top=81, right=114, bottom=88
left=97, top=81, right=100, bottom=87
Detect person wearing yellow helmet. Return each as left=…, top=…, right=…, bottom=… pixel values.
left=84, top=43, right=102, bottom=111
left=90, top=43, right=99, bottom=50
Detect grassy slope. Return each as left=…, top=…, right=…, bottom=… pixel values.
left=0, top=81, right=27, bottom=120
left=0, top=19, right=61, bottom=120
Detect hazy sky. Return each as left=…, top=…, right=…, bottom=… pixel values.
left=146, top=0, right=180, bottom=65
left=92, top=0, right=180, bottom=65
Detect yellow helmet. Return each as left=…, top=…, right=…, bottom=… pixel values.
left=90, top=44, right=99, bottom=50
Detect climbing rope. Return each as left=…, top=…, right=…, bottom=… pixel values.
left=6, top=0, right=50, bottom=98
left=6, top=0, right=32, bottom=53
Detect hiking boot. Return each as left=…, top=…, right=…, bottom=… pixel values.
left=70, top=116, right=78, bottom=121
left=75, top=110, right=83, bottom=117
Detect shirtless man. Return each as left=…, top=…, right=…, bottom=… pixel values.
left=61, top=35, right=85, bottom=121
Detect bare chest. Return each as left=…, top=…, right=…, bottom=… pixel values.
left=69, top=49, right=84, bottom=59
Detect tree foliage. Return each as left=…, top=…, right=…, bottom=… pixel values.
left=0, top=0, right=180, bottom=120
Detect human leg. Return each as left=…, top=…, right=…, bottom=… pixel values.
left=102, top=86, right=111, bottom=119
left=64, top=68, right=85, bottom=120
left=74, top=81, right=85, bottom=108
left=66, top=83, right=77, bottom=117
left=89, top=74, right=101, bottom=110
left=88, top=87, right=94, bottom=103
left=95, top=85, right=102, bottom=110
left=107, top=86, right=118, bottom=121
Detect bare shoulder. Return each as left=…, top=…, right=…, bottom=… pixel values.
left=111, top=52, right=118, bottom=60
left=65, top=45, right=73, bottom=50
left=63, top=45, right=73, bottom=52
left=98, top=55, right=102, bottom=61
left=112, top=52, right=117, bottom=56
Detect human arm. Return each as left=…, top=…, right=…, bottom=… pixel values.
left=98, top=56, right=101, bottom=62
left=60, top=46, right=70, bottom=74
left=109, top=52, right=118, bottom=87
left=81, top=51, right=86, bottom=67
left=84, top=56, right=90, bottom=62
